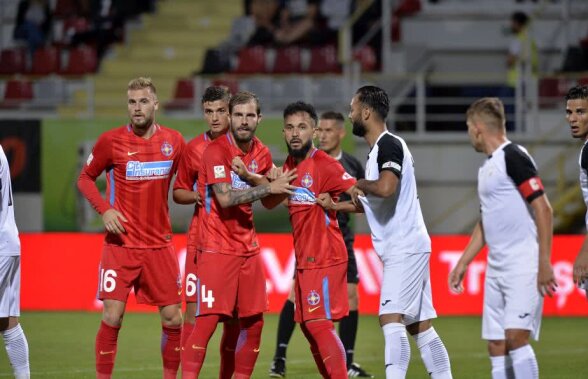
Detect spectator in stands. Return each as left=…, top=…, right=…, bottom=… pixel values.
left=274, top=0, right=320, bottom=45
left=506, top=11, right=538, bottom=89
left=352, top=0, right=382, bottom=68
left=13, top=0, right=53, bottom=58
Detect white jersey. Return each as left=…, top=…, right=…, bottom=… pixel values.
left=578, top=141, right=588, bottom=226
left=0, top=145, right=20, bottom=256
left=359, top=131, right=431, bottom=257
left=479, top=141, right=544, bottom=277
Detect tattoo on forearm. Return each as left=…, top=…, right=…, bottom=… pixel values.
left=213, top=183, right=271, bottom=206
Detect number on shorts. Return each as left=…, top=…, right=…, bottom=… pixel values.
left=186, top=273, right=198, bottom=297
left=100, top=269, right=117, bottom=293
left=201, top=285, right=215, bottom=308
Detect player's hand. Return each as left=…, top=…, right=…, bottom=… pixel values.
left=538, top=259, right=557, bottom=297
left=448, top=261, right=467, bottom=294
left=350, top=186, right=365, bottom=206
left=269, top=169, right=297, bottom=195
left=194, top=191, right=202, bottom=206
left=231, top=156, right=249, bottom=180
left=573, top=250, right=588, bottom=286
left=266, top=166, right=283, bottom=181
left=316, top=193, right=335, bottom=210
left=102, top=209, right=128, bottom=234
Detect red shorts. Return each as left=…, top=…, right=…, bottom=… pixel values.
left=294, top=263, right=348, bottom=323
left=97, top=244, right=181, bottom=306
left=184, top=245, right=198, bottom=303
left=195, top=251, right=268, bottom=318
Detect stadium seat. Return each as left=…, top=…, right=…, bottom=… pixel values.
left=0, top=79, right=34, bottom=109
left=0, top=48, right=27, bottom=75
left=30, top=46, right=61, bottom=75
left=54, top=0, right=79, bottom=17
left=232, top=46, right=267, bottom=74
left=29, top=77, right=65, bottom=109
left=272, top=47, right=302, bottom=74
left=164, top=79, right=195, bottom=111
left=211, top=78, right=239, bottom=95
left=61, top=46, right=97, bottom=75
left=353, top=45, right=378, bottom=72
left=538, top=77, right=569, bottom=108
left=307, top=45, right=341, bottom=74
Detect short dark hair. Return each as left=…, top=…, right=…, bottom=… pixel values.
left=512, top=11, right=529, bottom=26
left=466, top=97, right=505, bottom=130
left=320, top=111, right=345, bottom=123
left=565, top=85, right=588, bottom=101
left=229, top=91, right=261, bottom=115
left=283, top=101, right=318, bottom=125
left=355, top=86, right=389, bottom=121
left=202, top=86, right=231, bottom=104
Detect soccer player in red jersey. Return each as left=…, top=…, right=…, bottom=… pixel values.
left=173, top=85, right=241, bottom=378
left=181, top=91, right=296, bottom=379
left=77, top=77, right=186, bottom=379
left=280, top=101, right=358, bottom=378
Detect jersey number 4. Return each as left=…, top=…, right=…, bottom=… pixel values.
left=200, top=285, right=215, bottom=308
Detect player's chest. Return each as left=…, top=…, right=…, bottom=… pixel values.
left=230, top=154, right=263, bottom=190
left=112, top=139, right=177, bottom=180
left=478, top=160, right=508, bottom=196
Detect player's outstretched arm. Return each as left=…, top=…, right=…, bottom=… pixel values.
left=316, top=191, right=364, bottom=213
left=355, top=170, right=398, bottom=198
left=448, top=220, right=486, bottom=294
left=531, top=194, right=557, bottom=297
left=173, top=188, right=201, bottom=205
left=573, top=236, right=588, bottom=286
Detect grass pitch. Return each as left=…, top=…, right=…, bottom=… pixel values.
left=1, top=312, right=587, bottom=378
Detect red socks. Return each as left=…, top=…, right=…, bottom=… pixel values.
left=181, top=314, right=220, bottom=379
left=302, top=320, right=348, bottom=379
left=219, top=319, right=241, bottom=379
left=181, top=320, right=195, bottom=352
left=161, top=324, right=181, bottom=379
left=95, top=321, right=120, bottom=379
left=233, top=314, right=264, bottom=378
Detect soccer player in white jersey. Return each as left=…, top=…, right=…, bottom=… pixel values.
left=565, top=85, right=588, bottom=295
left=449, top=97, right=557, bottom=379
left=0, top=145, right=30, bottom=379
left=346, top=85, right=452, bottom=379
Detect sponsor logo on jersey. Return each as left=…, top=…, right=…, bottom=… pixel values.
left=214, top=165, right=226, bottom=179
left=230, top=171, right=251, bottom=190
left=301, top=173, right=313, bottom=188
left=86, top=153, right=93, bottom=166
left=307, top=290, right=320, bottom=306
left=248, top=160, right=258, bottom=173
left=161, top=141, right=173, bottom=157
left=288, top=187, right=316, bottom=204
left=125, top=160, right=173, bottom=180
left=382, top=161, right=401, bottom=171
left=342, top=172, right=353, bottom=180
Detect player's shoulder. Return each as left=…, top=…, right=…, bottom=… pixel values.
left=203, top=133, right=229, bottom=154
left=158, top=124, right=184, bottom=142
left=313, top=149, right=338, bottom=164
left=377, top=132, right=403, bottom=149
left=252, top=136, right=271, bottom=155
left=503, top=142, right=533, bottom=162
left=580, top=142, right=588, bottom=170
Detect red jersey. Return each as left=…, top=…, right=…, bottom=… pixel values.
left=173, top=132, right=214, bottom=248
left=77, top=124, right=185, bottom=248
left=284, top=149, right=356, bottom=269
left=197, top=132, right=273, bottom=256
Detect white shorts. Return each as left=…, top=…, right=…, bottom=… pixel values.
left=379, top=252, right=437, bottom=325
left=0, top=256, right=21, bottom=318
left=482, top=273, right=542, bottom=341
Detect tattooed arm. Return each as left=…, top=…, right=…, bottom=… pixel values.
left=212, top=171, right=296, bottom=208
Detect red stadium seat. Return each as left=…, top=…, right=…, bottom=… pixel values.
left=0, top=48, right=27, bottom=75
left=211, top=78, right=239, bottom=95
left=30, top=46, right=61, bottom=75
left=272, top=47, right=302, bottom=74
left=164, top=79, right=195, bottom=111
left=61, top=46, right=97, bottom=75
left=353, top=45, right=378, bottom=72
left=307, top=45, right=341, bottom=74
left=0, top=79, right=33, bottom=109
left=54, top=0, right=79, bottom=17
left=232, top=46, right=266, bottom=74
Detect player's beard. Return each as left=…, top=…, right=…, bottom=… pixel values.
left=232, top=126, right=254, bottom=144
left=352, top=120, right=367, bottom=137
left=287, top=139, right=313, bottom=159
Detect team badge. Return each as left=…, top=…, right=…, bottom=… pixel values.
left=161, top=142, right=173, bottom=157
left=307, top=290, right=320, bottom=306
left=301, top=173, right=313, bottom=188
left=214, top=165, right=226, bottom=179
left=248, top=160, right=258, bottom=173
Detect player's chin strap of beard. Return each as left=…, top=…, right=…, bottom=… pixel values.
left=352, top=122, right=367, bottom=137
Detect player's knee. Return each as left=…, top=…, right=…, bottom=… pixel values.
left=160, top=305, right=183, bottom=327
left=102, top=311, right=124, bottom=327
left=505, top=334, right=529, bottom=352
left=240, top=314, right=264, bottom=332
left=487, top=340, right=507, bottom=356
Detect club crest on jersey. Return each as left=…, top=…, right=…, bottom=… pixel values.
left=301, top=173, right=313, bottom=188
left=307, top=290, right=320, bottom=306
left=126, top=160, right=173, bottom=180
left=248, top=160, right=259, bottom=173
left=161, top=142, right=173, bottom=157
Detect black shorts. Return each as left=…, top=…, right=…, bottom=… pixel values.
left=346, top=243, right=359, bottom=284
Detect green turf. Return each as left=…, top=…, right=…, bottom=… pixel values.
left=1, top=313, right=587, bottom=378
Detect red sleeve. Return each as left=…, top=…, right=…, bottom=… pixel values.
left=76, top=133, right=112, bottom=215
left=171, top=136, right=186, bottom=175
left=322, top=160, right=357, bottom=194
left=258, top=147, right=274, bottom=176
left=174, top=146, right=198, bottom=191
left=203, top=144, right=231, bottom=185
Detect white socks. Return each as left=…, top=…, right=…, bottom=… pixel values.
left=412, top=327, right=453, bottom=379
left=510, top=345, right=539, bottom=379
left=382, top=323, right=410, bottom=379
left=2, top=324, right=30, bottom=379
left=490, top=355, right=514, bottom=379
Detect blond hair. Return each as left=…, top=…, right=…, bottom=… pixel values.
left=466, top=97, right=505, bottom=131
left=128, top=77, right=157, bottom=96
